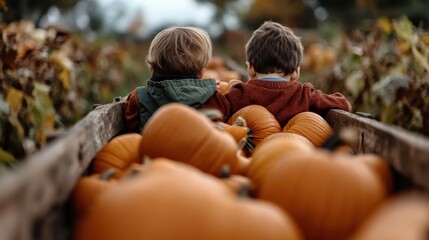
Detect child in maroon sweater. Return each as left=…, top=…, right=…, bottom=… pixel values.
left=200, top=21, right=351, bottom=127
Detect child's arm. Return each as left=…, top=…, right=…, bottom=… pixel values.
left=199, top=91, right=233, bottom=122
left=304, top=83, right=352, bottom=112
left=124, top=90, right=141, bottom=133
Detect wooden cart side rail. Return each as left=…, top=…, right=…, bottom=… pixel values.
left=327, top=109, right=429, bottom=190
left=0, top=102, right=125, bottom=240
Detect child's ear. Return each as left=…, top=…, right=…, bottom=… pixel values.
left=246, top=61, right=256, bottom=79
left=148, top=64, right=154, bottom=75
left=290, top=67, right=300, bottom=81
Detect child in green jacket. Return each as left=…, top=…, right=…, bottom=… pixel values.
left=124, top=26, right=220, bottom=132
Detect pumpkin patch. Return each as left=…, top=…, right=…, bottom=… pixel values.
left=74, top=159, right=303, bottom=240
left=258, top=149, right=392, bottom=240
left=74, top=102, right=405, bottom=240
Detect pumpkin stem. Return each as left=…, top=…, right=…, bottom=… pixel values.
left=321, top=127, right=358, bottom=151
left=198, top=108, right=224, bottom=121
left=143, top=155, right=152, bottom=165
left=237, top=185, right=250, bottom=198
left=99, top=168, right=117, bottom=180
left=244, top=129, right=255, bottom=155
left=122, top=163, right=146, bottom=179
left=213, top=122, right=226, bottom=130
left=123, top=167, right=141, bottom=179
left=233, top=116, right=247, bottom=127
left=237, top=138, right=247, bottom=151
left=219, top=164, right=230, bottom=179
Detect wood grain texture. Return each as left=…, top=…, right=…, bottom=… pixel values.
left=0, top=101, right=125, bottom=240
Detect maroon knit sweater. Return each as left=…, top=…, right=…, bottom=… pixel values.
left=200, top=79, right=352, bottom=127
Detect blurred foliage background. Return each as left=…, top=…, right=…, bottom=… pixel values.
left=0, top=0, right=428, bottom=168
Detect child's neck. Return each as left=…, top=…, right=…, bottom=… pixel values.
left=256, top=73, right=290, bottom=81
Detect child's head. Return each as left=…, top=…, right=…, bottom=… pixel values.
left=246, top=21, right=303, bottom=77
left=146, top=26, right=212, bottom=77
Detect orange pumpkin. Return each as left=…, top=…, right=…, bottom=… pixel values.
left=228, top=105, right=281, bottom=155
left=256, top=132, right=313, bottom=148
left=259, top=150, right=389, bottom=240
left=282, top=111, right=333, bottom=147
left=247, top=133, right=314, bottom=192
left=334, top=144, right=354, bottom=154
left=359, top=154, right=393, bottom=195
left=219, top=122, right=249, bottom=142
left=72, top=169, right=117, bottom=220
left=140, top=103, right=249, bottom=176
left=320, top=131, right=392, bottom=195
left=206, top=56, right=225, bottom=69
left=217, top=79, right=243, bottom=94
left=350, top=193, right=429, bottom=240
left=91, top=133, right=143, bottom=178
left=217, top=67, right=241, bottom=82
left=203, top=69, right=220, bottom=80
left=217, top=81, right=230, bottom=94
left=75, top=159, right=303, bottom=240
left=216, top=117, right=254, bottom=156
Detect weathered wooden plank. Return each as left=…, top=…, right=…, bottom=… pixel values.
left=326, top=109, right=429, bottom=190
left=0, top=101, right=125, bottom=240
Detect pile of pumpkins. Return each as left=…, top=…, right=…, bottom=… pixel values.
left=202, top=56, right=244, bottom=94
left=72, top=102, right=429, bottom=240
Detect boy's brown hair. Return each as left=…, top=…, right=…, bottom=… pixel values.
left=245, top=21, right=303, bottom=75
left=147, top=26, right=213, bottom=76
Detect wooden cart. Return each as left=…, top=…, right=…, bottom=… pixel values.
left=1, top=98, right=428, bottom=240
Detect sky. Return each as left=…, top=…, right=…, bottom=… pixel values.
left=97, top=0, right=218, bottom=37
left=40, top=0, right=249, bottom=38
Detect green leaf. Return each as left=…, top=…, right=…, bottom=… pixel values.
left=345, top=70, right=364, bottom=99
left=411, top=44, right=429, bottom=74
left=30, top=83, right=56, bottom=146
left=380, top=103, right=398, bottom=124
left=393, top=16, right=418, bottom=44
left=0, top=148, right=19, bottom=174
left=0, top=148, right=16, bottom=166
